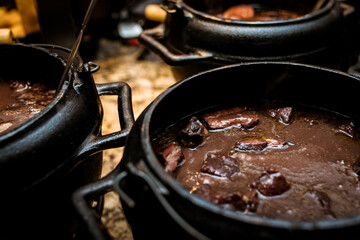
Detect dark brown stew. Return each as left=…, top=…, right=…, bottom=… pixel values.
left=0, top=79, right=56, bottom=135
left=219, top=5, right=300, bottom=21
left=152, top=105, right=360, bottom=221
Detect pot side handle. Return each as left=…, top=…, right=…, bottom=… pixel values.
left=348, top=62, right=360, bottom=79
left=73, top=162, right=211, bottom=240
left=339, top=2, right=355, bottom=18
left=72, top=173, right=116, bottom=240
left=72, top=169, right=137, bottom=240
left=120, top=162, right=211, bottom=240
left=138, top=24, right=213, bottom=66
left=78, top=81, right=135, bottom=159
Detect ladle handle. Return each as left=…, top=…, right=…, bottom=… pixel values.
left=139, top=24, right=213, bottom=66
left=57, top=0, right=99, bottom=92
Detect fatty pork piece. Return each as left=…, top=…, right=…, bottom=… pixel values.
left=180, top=116, right=209, bottom=148
left=202, top=107, right=259, bottom=130
left=337, top=120, right=356, bottom=139
left=234, top=137, right=289, bottom=152
left=155, top=142, right=184, bottom=173
left=267, top=107, right=293, bottom=124
left=221, top=4, right=255, bottom=20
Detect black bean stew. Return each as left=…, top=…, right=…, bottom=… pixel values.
left=152, top=104, right=360, bottom=221
left=0, top=79, right=56, bottom=135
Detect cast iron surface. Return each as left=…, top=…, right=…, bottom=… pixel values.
left=0, top=44, right=133, bottom=240
left=167, top=0, right=342, bottom=57
left=120, top=62, right=360, bottom=240
left=0, top=43, right=102, bottom=193
left=139, top=0, right=360, bottom=80
left=74, top=62, right=360, bottom=239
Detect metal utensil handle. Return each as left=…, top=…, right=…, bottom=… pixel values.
left=57, top=0, right=99, bottom=92
left=138, top=24, right=213, bottom=66
left=77, top=81, right=135, bottom=159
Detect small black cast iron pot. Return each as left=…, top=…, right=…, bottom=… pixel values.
left=74, top=62, right=360, bottom=240
left=139, top=0, right=358, bottom=80
left=0, top=44, right=134, bottom=240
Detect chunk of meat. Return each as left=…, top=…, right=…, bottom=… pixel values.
left=216, top=189, right=258, bottom=212
left=202, top=107, right=245, bottom=121
left=155, top=142, right=184, bottom=173
left=265, top=138, right=290, bottom=149
left=222, top=4, right=255, bottom=20
left=254, top=169, right=290, bottom=196
left=193, top=184, right=258, bottom=212
left=193, top=184, right=215, bottom=203
left=234, top=137, right=289, bottom=152
left=234, top=138, right=268, bottom=152
left=352, top=157, right=360, bottom=175
left=268, top=107, right=293, bottom=124
left=307, top=190, right=336, bottom=218
left=337, top=121, right=356, bottom=139
left=0, top=123, right=13, bottom=134
left=242, top=188, right=258, bottom=212
left=202, top=107, right=259, bottom=130
left=201, top=153, right=239, bottom=179
left=180, top=116, right=209, bottom=148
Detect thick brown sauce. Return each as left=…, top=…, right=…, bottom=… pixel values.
left=0, top=79, right=56, bottom=135
left=219, top=5, right=300, bottom=21
left=153, top=105, right=360, bottom=221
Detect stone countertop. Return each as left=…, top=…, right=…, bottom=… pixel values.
left=91, top=38, right=176, bottom=240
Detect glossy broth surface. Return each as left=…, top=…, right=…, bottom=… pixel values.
left=0, top=79, right=55, bottom=135
left=152, top=104, right=360, bottom=221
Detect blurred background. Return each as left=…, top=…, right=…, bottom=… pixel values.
left=0, top=0, right=166, bottom=60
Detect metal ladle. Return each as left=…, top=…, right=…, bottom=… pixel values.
left=57, top=0, right=99, bottom=93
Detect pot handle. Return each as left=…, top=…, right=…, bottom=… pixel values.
left=348, top=62, right=360, bottom=79
left=77, top=81, right=135, bottom=160
left=340, top=2, right=355, bottom=18
left=73, top=161, right=210, bottom=240
left=73, top=173, right=117, bottom=240
left=138, top=24, right=213, bottom=66
left=117, top=162, right=211, bottom=240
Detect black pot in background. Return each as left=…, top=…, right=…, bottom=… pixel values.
left=73, top=62, right=360, bottom=240
left=139, top=0, right=360, bottom=80
left=0, top=44, right=134, bottom=240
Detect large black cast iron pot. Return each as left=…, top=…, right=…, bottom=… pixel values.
left=74, top=62, right=360, bottom=240
left=139, top=0, right=359, bottom=80
left=0, top=44, right=134, bottom=240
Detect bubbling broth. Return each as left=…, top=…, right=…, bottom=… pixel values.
left=152, top=104, right=360, bottom=221
left=0, top=79, right=56, bottom=135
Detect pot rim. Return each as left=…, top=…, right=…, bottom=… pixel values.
left=179, top=0, right=336, bottom=26
left=0, top=43, right=73, bottom=142
left=140, top=61, right=360, bottom=231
